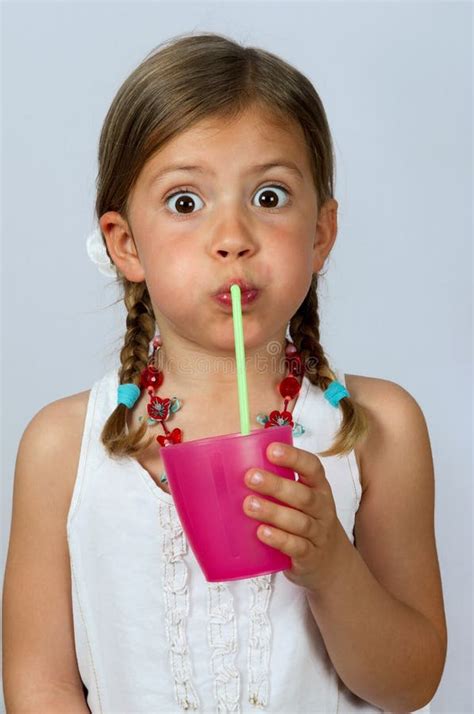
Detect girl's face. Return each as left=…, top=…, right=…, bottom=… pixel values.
left=101, top=105, right=337, bottom=355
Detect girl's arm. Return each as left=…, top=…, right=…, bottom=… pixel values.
left=2, top=401, right=91, bottom=713
left=306, top=379, right=447, bottom=712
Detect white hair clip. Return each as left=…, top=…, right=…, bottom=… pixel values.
left=86, top=227, right=117, bottom=278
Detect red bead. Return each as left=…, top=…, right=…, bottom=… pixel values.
left=265, top=409, right=294, bottom=428
left=147, top=395, right=171, bottom=422
left=285, top=342, right=297, bottom=355
left=140, top=365, right=164, bottom=391
left=285, top=354, right=303, bottom=377
left=279, top=375, right=301, bottom=400
left=279, top=410, right=294, bottom=426
left=169, top=428, right=182, bottom=444
left=157, top=427, right=182, bottom=447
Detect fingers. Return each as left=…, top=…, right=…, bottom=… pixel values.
left=257, top=521, right=315, bottom=562
left=245, top=468, right=318, bottom=515
left=242, top=442, right=333, bottom=539
left=243, top=486, right=319, bottom=544
left=265, top=441, right=327, bottom=490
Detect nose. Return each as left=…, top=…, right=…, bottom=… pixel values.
left=209, top=211, right=258, bottom=259
left=216, top=244, right=252, bottom=258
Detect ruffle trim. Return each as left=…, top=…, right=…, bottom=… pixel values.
left=158, top=501, right=201, bottom=710
left=247, top=575, right=273, bottom=707
left=158, top=500, right=274, bottom=711
left=207, top=581, right=240, bottom=711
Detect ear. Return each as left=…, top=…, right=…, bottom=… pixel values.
left=99, top=212, right=146, bottom=282
left=312, top=199, right=338, bottom=273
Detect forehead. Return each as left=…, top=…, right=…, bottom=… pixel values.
left=142, top=106, right=310, bottom=180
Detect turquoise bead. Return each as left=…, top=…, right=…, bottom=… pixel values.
left=292, top=422, right=305, bottom=437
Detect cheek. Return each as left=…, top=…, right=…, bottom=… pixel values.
left=275, top=233, right=314, bottom=277
left=147, top=281, right=194, bottom=330
left=146, top=241, right=198, bottom=284
left=274, top=238, right=315, bottom=302
left=144, top=248, right=203, bottom=314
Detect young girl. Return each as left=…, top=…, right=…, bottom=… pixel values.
left=3, top=32, right=447, bottom=714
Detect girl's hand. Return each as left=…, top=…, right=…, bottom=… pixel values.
left=243, top=441, right=350, bottom=594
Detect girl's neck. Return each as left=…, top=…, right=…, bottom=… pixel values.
left=153, top=334, right=290, bottom=403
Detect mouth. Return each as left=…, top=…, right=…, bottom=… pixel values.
left=212, top=278, right=261, bottom=309
left=213, top=277, right=259, bottom=296
left=213, top=289, right=260, bottom=308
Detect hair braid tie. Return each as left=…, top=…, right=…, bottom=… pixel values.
left=117, top=383, right=141, bottom=408
left=323, top=380, right=350, bottom=407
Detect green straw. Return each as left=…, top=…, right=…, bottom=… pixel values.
left=230, top=284, right=250, bottom=435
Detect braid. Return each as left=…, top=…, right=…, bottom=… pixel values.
left=101, top=280, right=158, bottom=458
left=289, top=275, right=369, bottom=457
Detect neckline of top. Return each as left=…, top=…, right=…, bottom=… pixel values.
left=124, top=370, right=312, bottom=505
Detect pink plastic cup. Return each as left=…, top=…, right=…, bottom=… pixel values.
left=160, top=423, right=296, bottom=582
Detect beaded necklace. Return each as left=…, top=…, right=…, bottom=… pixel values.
left=118, top=337, right=350, bottom=486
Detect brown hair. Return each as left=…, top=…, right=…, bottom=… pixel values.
left=96, top=31, right=369, bottom=459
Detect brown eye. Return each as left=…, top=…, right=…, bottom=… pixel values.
left=164, top=184, right=290, bottom=217
left=165, top=190, right=204, bottom=215
left=253, top=185, right=289, bottom=209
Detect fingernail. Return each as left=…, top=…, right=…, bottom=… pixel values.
left=271, top=444, right=284, bottom=458
left=249, top=471, right=263, bottom=485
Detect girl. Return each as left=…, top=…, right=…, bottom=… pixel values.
left=3, top=32, right=446, bottom=714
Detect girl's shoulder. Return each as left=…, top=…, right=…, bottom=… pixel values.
left=29, top=388, right=92, bottom=508
left=344, top=373, right=425, bottom=494
left=57, top=388, right=92, bottom=491
left=344, top=373, right=388, bottom=493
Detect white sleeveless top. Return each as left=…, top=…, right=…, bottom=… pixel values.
left=66, top=366, right=384, bottom=713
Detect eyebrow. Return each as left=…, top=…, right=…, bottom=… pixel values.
left=148, top=159, right=304, bottom=185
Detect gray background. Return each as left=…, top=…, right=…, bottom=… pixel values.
left=1, top=1, right=472, bottom=712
